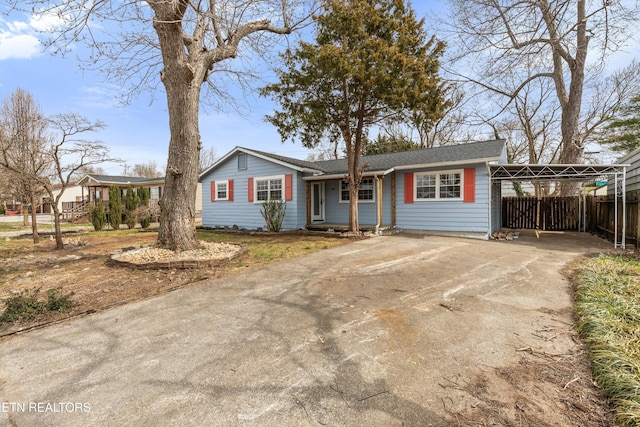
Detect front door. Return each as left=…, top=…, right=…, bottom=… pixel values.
left=311, top=182, right=325, bottom=221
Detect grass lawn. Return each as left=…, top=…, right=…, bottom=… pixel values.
left=0, top=220, right=90, bottom=233
left=573, top=254, right=640, bottom=427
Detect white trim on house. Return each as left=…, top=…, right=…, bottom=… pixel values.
left=216, top=180, right=229, bottom=201
left=201, top=147, right=323, bottom=178
left=303, top=170, right=390, bottom=181
left=393, top=157, right=501, bottom=172
left=253, top=174, right=285, bottom=203
left=414, top=169, right=464, bottom=201
left=338, top=177, right=376, bottom=204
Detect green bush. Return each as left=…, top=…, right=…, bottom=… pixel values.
left=46, top=288, right=74, bottom=312
left=124, top=185, right=140, bottom=229
left=0, top=287, right=73, bottom=323
left=89, top=201, right=107, bottom=231
left=137, top=187, right=151, bottom=229
left=108, top=186, right=122, bottom=230
left=260, top=200, right=287, bottom=232
left=0, top=288, right=45, bottom=322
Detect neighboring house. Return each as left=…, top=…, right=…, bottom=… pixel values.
left=73, top=174, right=203, bottom=221
left=47, top=183, right=85, bottom=207
left=76, top=174, right=166, bottom=205
left=616, top=147, right=640, bottom=197
left=199, top=139, right=508, bottom=238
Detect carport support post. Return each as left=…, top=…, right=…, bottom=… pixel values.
left=614, top=171, right=627, bottom=250
left=615, top=174, right=618, bottom=248
left=622, top=168, right=626, bottom=249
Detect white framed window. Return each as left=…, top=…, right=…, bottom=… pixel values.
left=254, top=175, right=283, bottom=202
left=149, top=187, right=161, bottom=200
left=415, top=170, right=462, bottom=201
left=216, top=180, right=229, bottom=201
left=340, top=178, right=375, bottom=203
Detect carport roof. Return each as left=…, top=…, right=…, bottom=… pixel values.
left=490, top=164, right=628, bottom=181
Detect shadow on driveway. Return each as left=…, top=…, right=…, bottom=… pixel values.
left=0, top=231, right=615, bottom=426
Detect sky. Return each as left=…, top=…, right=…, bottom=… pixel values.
left=0, top=1, right=638, bottom=175
left=0, top=2, right=442, bottom=175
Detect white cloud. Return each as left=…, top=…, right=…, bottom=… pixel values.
left=0, top=8, right=67, bottom=61
left=0, top=32, right=42, bottom=60
left=29, top=11, right=66, bottom=32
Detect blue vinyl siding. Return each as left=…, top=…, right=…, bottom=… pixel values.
left=200, top=153, right=306, bottom=230
left=396, top=164, right=491, bottom=233
left=322, top=177, right=391, bottom=225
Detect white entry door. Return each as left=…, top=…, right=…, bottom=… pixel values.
left=311, top=182, right=325, bottom=221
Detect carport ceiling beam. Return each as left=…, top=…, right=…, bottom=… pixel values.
left=490, top=164, right=627, bottom=181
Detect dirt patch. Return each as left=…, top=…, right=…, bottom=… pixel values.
left=0, top=230, right=345, bottom=338
left=444, top=349, right=613, bottom=426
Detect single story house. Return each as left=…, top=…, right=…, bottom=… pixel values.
left=199, top=139, right=508, bottom=238
left=71, top=174, right=202, bottom=221
left=76, top=174, right=167, bottom=205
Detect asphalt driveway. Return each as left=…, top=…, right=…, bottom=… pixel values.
left=0, top=231, right=613, bottom=426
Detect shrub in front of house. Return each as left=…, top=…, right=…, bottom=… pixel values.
left=260, top=200, right=287, bottom=232
left=89, top=201, right=107, bottom=231
left=108, top=186, right=122, bottom=230
left=124, top=185, right=140, bottom=229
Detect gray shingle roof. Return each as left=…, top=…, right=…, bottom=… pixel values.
left=302, top=139, right=506, bottom=174
left=245, top=148, right=323, bottom=171
left=205, top=139, right=505, bottom=179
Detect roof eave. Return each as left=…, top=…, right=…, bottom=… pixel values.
left=393, top=157, right=501, bottom=171
left=302, top=169, right=390, bottom=181
left=199, top=147, right=324, bottom=180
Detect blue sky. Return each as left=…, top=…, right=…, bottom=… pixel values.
left=0, top=3, right=442, bottom=175
left=1, top=1, right=638, bottom=175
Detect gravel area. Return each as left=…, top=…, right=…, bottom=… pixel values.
left=115, top=241, right=242, bottom=263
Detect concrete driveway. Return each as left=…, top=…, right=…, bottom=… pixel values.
left=0, top=231, right=612, bottom=426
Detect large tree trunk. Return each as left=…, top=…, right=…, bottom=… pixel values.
left=556, top=0, right=588, bottom=196
left=152, top=2, right=202, bottom=251
left=156, top=80, right=200, bottom=251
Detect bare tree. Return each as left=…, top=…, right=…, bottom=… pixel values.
left=7, top=0, right=316, bottom=250
left=0, top=88, right=51, bottom=243
left=43, top=114, right=118, bottom=250
left=78, top=165, right=106, bottom=177
left=199, top=146, right=216, bottom=173
left=131, top=160, right=162, bottom=178
left=0, top=107, right=118, bottom=250
left=438, top=0, right=639, bottom=194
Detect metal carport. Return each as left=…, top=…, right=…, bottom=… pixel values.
left=490, top=164, right=629, bottom=249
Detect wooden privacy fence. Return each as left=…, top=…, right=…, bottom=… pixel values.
left=502, top=197, right=581, bottom=231
left=589, top=196, right=639, bottom=247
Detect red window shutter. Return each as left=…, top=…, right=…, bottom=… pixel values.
left=228, top=179, right=234, bottom=202
left=210, top=181, right=215, bottom=202
left=404, top=173, right=414, bottom=204
left=285, top=174, right=293, bottom=201
left=248, top=178, right=254, bottom=202
left=464, top=168, right=475, bottom=203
